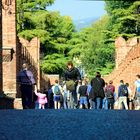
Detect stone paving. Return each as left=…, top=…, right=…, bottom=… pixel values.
left=0, top=110, right=140, bottom=140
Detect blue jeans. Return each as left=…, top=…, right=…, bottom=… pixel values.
left=67, top=90, right=77, bottom=109
left=89, top=99, right=96, bottom=109
left=67, top=91, right=73, bottom=109
left=63, top=92, right=68, bottom=109
left=80, top=96, right=87, bottom=105
left=102, top=98, right=108, bottom=110
left=95, top=97, right=102, bottom=109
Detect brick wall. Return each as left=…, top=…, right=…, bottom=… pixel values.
left=104, top=37, right=140, bottom=96
left=2, top=0, right=17, bottom=98
left=19, top=37, right=40, bottom=89
left=0, top=1, right=2, bottom=93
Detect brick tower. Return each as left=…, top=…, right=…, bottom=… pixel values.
left=0, top=1, right=2, bottom=93
left=2, top=0, right=17, bottom=97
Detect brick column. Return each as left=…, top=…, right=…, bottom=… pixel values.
left=2, top=0, right=17, bottom=98
left=0, top=1, right=2, bottom=93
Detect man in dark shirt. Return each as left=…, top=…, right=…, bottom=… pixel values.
left=90, top=72, right=105, bottom=109
left=64, top=61, right=81, bottom=109
left=78, top=80, right=88, bottom=109
left=17, top=63, right=36, bottom=109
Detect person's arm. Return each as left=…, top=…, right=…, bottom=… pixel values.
left=76, top=68, right=81, bottom=81
left=102, top=79, right=105, bottom=88
left=34, top=85, right=38, bottom=96
left=29, top=71, right=36, bottom=85
left=78, top=87, right=81, bottom=101
left=118, top=86, right=121, bottom=97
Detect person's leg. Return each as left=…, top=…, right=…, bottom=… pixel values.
left=48, top=94, right=51, bottom=108
left=80, top=97, right=84, bottom=109
left=54, top=101, right=57, bottom=109
left=96, top=97, right=102, bottom=109
left=21, top=93, right=26, bottom=109
left=58, top=101, right=61, bottom=109
left=89, top=99, right=96, bottom=109
left=83, top=97, right=88, bottom=109
left=123, top=97, right=128, bottom=110
left=20, top=85, right=27, bottom=109
left=110, top=99, right=114, bottom=109
left=108, top=99, right=114, bottom=109
left=39, top=103, right=42, bottom=109
left=107, top=99, right=110, bottom=109
left=69, top=92, right=73, bottom=109
left=63, top=92, right=67, bottom=109
left=73, top=90, right=77, bottom=109
left=25, top=85, right=33, bottom=109
left=103, top=98, right=108, bottom=110
left=89, top=99, right=93, bottom=109
left=67, top=90, right=71, bottom=109
left=42, top=104, right=45, bottom=109
left=118, top=97, right=123, bottom=109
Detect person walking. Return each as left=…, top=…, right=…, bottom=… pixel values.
left=118, top=80, right=128, bottom=110
left=90, top=72, right=105, bottom=109
left=52, top=80, right=62, bottom=109
left=34, top=86, right=48, bottom=109
left=134, top=74, right=140, bottom=110
left=64, top=61, right=81, bottom=109
left=78, top=80, right=88, bottom=109
left=17, top=63, right=36, bottom=109
left=104, top=80, right=115, bottom=109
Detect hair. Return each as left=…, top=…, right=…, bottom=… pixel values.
left=125, top=83, right=129, bottom=87
left=136, top=74, right=140, bottom=79
left=22, top=63, right=28, bottom=70
left=109, top=80, right=113, bottom=84
left=120, top=80, right=124, bottom=83
left=55, top=79, right=59, bottom=84
left=96, top=72, right=101, bottom=78
left=105, top=82, right=108, bottom=86
left=67, top=61, right=74, bottom=68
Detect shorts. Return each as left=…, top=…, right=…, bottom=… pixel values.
left=54, top=95, right=60, bottom=102
left=80, top=96, right=87, bottom=105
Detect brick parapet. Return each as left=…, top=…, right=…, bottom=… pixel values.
left=104, top=39, right=140, bottom=96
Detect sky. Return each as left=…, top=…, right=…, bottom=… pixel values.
left=47, top=0, right=106, bottom=20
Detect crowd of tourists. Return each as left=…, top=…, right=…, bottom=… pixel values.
left=17, top=62, right=140, bottom=110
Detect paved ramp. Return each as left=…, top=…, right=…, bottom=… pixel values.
left=0, top=110, right=140, bottom=140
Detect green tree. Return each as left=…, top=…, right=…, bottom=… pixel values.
left=17, top=0, right=76, bottom=75
left=105, top=0, right=140, bottom=39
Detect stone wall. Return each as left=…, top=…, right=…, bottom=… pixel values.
left=0, top=0, right=2, bottom=93
left=104, top=37, right=140, bottom=95
left=2, top=0, right=17, bottom=97
left=19, top=37, right=40, bottom=89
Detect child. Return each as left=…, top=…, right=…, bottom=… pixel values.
left=52, top=80, right=62, bottom=109
left=78, top=80, right=88, bottom=109
left=35, top=86, right=48, bottom=109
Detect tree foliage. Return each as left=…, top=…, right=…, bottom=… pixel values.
left=17, top=0, right=140, bottom=78
left=105, top=0, right=140, bottom=39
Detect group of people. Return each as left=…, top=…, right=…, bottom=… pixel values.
left=17, top=62, right=140, bottom=110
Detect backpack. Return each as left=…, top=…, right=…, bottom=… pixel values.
left=54, top=85, right=61, bottom=95
left=66, top=80, right=75, bottom=91
left=121, top=85, right=128, bottom=96
left=105, top=86, right=114, bottom=99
